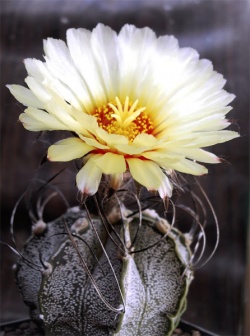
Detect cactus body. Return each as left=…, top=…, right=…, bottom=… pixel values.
left=16, top=207, right=193, bottom=336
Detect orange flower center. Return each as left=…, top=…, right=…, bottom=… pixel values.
left=93, top=97, right=154, bottom=142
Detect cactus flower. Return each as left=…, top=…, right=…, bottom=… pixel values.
left=7, top=24, right=239, bottom=197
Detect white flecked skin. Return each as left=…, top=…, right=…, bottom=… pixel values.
left=16, top=207, right=192, bottom=336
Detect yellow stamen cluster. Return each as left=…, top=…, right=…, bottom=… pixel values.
left=92, top=97, right=154, bottom=142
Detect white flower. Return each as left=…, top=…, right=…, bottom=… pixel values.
left=7, top=24, right=239, bottom=198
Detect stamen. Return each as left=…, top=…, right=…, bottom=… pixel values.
left=93, top=96, right=153, bottom=142
left=123, top=96, right=129, bottom=115
left=129, top=99, right=139, bottom=114
left=115, top=97, right=123, bottom=116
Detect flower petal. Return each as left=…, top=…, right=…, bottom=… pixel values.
left=132, top=133, right=158, bottom=147
left=90, top=24, right=120, bottom=101
left=126, top=158, right=167, bottom=192
left=47, top=138, right=94, bottom=162
left=109, top=173, right=124, bottom=190
left=6, top=85, right=44, bottom=109
left=25, top=76, right=51, bottom=103
left=142, top=150, right=182, bottom=163
left=172, top=148, right=220, bottom=164
left=43, top=37, right=93, bottom=113
left=67, top=28, right=105, bottom=105
left=181, top=130, right=239, bottom=147
left=158, top=174, right=173, bottom=199
left=117, top=25, right=157, bottom=100
left=93, top=152, right=126, bottom=174
left=24, top=58, right=84, bottom=111
left=167, top=159, right=208, bottom=175
left=95, top=127, right=128, bottom=146
left=79, top=134, right=109, bottom=150
left=76, top=155, right=102, bottom=195
left=45, top=100, right=84, bottom=133
left=20, top=107, right=68, bottom=131
left=115, top=144, right=150, bottom=155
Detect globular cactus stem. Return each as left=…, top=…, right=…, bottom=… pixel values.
left=15, top=197, right=193, bottom=336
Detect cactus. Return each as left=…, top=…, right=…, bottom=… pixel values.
left=15, top=198, right=193, bottom=336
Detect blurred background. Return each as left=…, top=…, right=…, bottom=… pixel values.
left=1, top=0, right=249, bottom=335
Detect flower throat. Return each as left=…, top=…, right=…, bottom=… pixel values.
left=93, top=97, right=153, bottom=142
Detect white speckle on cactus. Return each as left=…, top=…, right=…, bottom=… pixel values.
left=114, top=255, right=146, bottom=335
left=32, top=219, right=47, bottom=235
left=67, top=206, right=81, bottom=213
left=139, top=208, right=171, bottom=234
left=107, top=203, right=132, bottom=224
left=42, top=262, right=53, bottom=276
left=71, top=217, right=89, bottom=233
left=183, top=233, right=193, bottom=246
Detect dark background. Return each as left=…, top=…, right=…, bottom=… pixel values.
left=0, top=1, right=249, bottom=335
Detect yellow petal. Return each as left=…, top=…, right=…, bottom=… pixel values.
left=20, top=107, right=68, bottom=131
left=133, top=133, right=158, bottom=147
left=47, top=137, right=94, bottom=162
left=114, top=144, right=149, bottom=155
left=142, top=150, right=182, bottom=163
left=79, top=134, right=109, bottom=150
left=168, top=159, right=208, bottom=175
left=45, top=101, right=84, bottom=133
left=73, top=111, right=99, bottom=135
left=126, top=158, right=166, bottom=191
left=95, top=128, right=128, bottom=146
left=93, top=152, right=126, bottom=174
left=76, top=155, right=102, bottom=195
left=114, top=134, right=159, bottom=155
left=109, top=173, right=124, bottom=190
left=172, top=148, right=220, bottom=164
left=185, top=130, right=239, bottom=147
